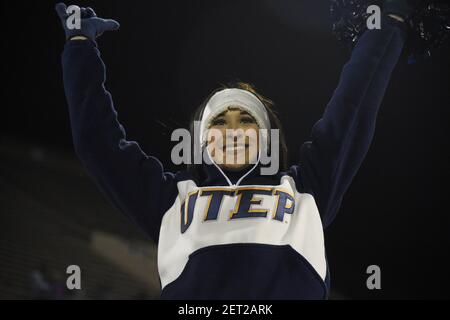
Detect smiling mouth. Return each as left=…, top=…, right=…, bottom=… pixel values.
left=224, top=144, right=249, bottom=152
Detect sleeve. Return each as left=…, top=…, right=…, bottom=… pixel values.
left=292, top=17, right=407, bottom=228
left=61, top=40, right=178, bottom=243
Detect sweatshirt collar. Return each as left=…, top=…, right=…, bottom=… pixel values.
left=202, top=162, right=262, bottom=187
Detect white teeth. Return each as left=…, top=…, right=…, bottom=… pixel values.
left=225, top=145, right=246, bottom=152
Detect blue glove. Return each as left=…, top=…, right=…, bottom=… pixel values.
left=55, top=3, right=120, bottom=42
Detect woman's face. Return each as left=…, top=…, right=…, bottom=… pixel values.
left=206, top=106, right=260, bottom=172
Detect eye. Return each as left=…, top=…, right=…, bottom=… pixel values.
left=211, top=118, right=226, bottom=126
left=240, top=116, right=256, bottom=124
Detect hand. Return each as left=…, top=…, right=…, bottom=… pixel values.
left=55, top=3, right=120, bottom=42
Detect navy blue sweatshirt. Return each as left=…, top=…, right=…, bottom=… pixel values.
left=61, top=17, right=406, bottom=300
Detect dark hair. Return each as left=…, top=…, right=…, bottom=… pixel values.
left=187, top=80, right=288, bottom=182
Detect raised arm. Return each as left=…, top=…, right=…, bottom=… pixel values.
left=57, top=3, right=178, bottom=242
left=293, top=14, right=407, bottom=228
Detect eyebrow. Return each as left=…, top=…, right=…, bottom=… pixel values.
left=214, top=109, right=254, bottom=118
left=240, top=111, right=253, bottom=117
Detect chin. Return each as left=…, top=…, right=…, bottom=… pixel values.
left=220, top=163, right=252, bottom=172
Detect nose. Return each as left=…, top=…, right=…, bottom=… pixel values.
left=226, top=128, right=244, bottom=140
left=227, top=119, right=240, bottom=131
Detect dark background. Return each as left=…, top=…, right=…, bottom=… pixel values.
left=1, top=0, right=449, bottom=299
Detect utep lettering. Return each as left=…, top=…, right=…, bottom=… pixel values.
left=181, top=187, right=295, bottom=233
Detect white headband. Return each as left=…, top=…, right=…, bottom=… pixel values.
left=199, top=88, right=271, bottom=148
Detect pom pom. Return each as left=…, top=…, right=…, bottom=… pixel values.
left=330, top=0, right=450, bottom=64
left=406, top=1, right=450, bottom=63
